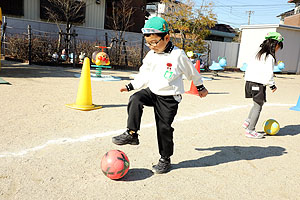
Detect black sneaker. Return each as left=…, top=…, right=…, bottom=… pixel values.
left=152, top=157, right=171, bottom=174
left=112, top=130, right=139, bottom=145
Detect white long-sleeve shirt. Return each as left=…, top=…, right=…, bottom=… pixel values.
left=244, top=54, right=275, bottom=86
left=130, top=46, right=203, bottom=96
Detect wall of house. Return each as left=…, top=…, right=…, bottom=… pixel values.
left=284, top=13, right=300, bottom=27
left=237, top=25, right=277, bottom=70
left=277, top=25, right=300, bottom=74
left=24, top=0, right=40, bottom=20
left=3, top=0, right=106, bottom=29
left=238, top=24, right=300, bottom=74
left=85, top=0, right=105, bottom=29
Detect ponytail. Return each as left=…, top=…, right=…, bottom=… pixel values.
left=256, top=39, right=283, bottom=63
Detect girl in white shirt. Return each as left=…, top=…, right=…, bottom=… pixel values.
left=243, top=32, right=284, bottom=138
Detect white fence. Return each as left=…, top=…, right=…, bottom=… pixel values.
left=207, top=40, right=240, bottom=67
left=2, top=17, right=144, bottom=46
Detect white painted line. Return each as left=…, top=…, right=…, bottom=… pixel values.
left=175, top=105, right=248, bottom=122
left=265, top=103, right=294, bottom=107
left=0, top=129, right=125, bottom=158
left=0, top=103, right=294, bottom=158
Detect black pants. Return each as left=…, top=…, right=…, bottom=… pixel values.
left=245, top=81, right=266, bottom=106
left=127, top=88, right=179, bottom=158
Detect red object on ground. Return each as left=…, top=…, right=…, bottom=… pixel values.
left=101, top=149, right=130, bottom=180
left=185, top=60, right=201, bottom=96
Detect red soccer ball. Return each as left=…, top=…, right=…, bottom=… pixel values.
left=101, top=150, right=130, bottom=180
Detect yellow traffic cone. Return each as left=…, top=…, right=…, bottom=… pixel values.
left=66, top=57, right=102, bottom=111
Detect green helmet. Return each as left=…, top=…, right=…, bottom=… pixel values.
left=265, top=32, right=284, bottom=42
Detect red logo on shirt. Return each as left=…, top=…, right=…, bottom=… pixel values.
left=164, top=63, right=173, bottom=79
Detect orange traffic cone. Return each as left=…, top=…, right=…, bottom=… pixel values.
left=66, top=57, right=102, bottom=111
left=185, top=60, right=201, bottom=96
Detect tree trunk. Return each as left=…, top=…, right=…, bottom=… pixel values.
left=181, top=31, right=186, bottom=50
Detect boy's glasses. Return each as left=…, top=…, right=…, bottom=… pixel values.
left=145, top=38, right=162, bottom=47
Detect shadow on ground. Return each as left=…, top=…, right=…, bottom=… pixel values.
left=276, top=124, right=300, bottom=136
left=120, top=168, right=153, bottom=182
left=172, top=146, right=286, bottom=170
left=0, top=64, right=78, bottom=78
left=112, top=76, right=131, bottom=80
left=209, top=72, right=242, bottom=80
left=208, top=92, right=230, bottom=95
left=101, top=104, right=127, bottom=108
left=274, top=75, right=295, bottom=79
left=1, top=61, right=134, bottom=80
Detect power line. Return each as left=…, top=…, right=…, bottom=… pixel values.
left=211, top=0, right=291, bottom=25
left=210, top=4, right=294, bottom=8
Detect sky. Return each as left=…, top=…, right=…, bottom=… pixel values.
left=195, top=0, right=295, bottom=29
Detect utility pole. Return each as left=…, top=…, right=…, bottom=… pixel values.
left=246, top=10, right=255, bottom=25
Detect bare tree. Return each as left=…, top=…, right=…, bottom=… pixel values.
left=42, top=0, right=86, bottom=56
left=106, top=0, right=135, bottom=65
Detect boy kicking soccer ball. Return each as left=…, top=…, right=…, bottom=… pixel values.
left=112, top=17, right=208, bottom=173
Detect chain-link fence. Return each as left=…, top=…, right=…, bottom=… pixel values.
left=1, top=17, right=149, bottom=70
left=1, top=17, right=241, bottom=71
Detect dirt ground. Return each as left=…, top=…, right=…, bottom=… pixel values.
left=0, top=60, right=300, bottom=200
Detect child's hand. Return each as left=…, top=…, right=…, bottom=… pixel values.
left=272, top=87, right=277, bottom=93
left=120, top=87, right=128, bottom=92
left=198, top=88, right=208, bottom=98
left=270, top=85, right=277, bottom=93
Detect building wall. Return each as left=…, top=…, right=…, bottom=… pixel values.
left=85, top=0, right=105, bottom=29
left=238, top=24, right=300, bottom=74
left=4, top=0, right=106, bottom=29
left=24, top=0, right=40, bottom=20
left=277, top=26, right=300, bottom=74
left=284, top=13, right=300, bottom=27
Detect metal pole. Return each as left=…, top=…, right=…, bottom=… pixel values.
left=28, top=25, right=32, bottom=65
left=122, top=40, right=128, bottom=66
left=1, top=16, right=7, bottom=56
left=140, top=36, right=144, bottom=66
left=246, top=11, right=254, bottom=25
left=72, top=29, right=76, bottom=68
left=105, top=32, right=109, bottom=54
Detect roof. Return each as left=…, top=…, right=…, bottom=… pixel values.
left=146, top=0, right=161, bottom=2
left=277, top=9, right=294, bottom=17
left=210, top=24, right=237, bottom=34
left=288, top=0, right=300, bottom=3
left=240, top=24, right=300, bottom=31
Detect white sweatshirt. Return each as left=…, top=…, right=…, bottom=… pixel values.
left=244, top=54, right=275, bottom=86
left=130, top=46, right=203, bottom=96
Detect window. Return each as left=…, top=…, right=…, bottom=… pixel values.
left=0, top=0, right=24, bottom=16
